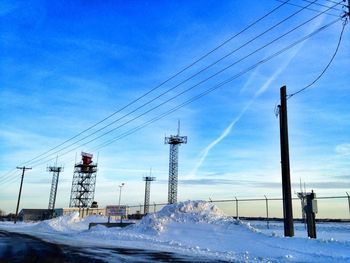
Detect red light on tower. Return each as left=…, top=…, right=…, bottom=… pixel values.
left=81, top=152, right=93, bottom=165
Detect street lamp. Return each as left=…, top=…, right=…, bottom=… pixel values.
left=118, top=183, right=125, bottom=223
left=118, top=183, right=125, bottom=206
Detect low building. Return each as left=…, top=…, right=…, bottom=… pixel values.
left=62, top=207, right=107, bottom=218
left=18, top=209, right=51, bottom=221
left=18, top=206, right=129, bottom=221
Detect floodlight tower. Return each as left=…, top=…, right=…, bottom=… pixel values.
left=143, top=170, right=156, bottom=214
left=69, top=152, right=98, bottom=208
left=47, top=163, right=64, bottom=212
left=165, top=121, right=187, bottom=204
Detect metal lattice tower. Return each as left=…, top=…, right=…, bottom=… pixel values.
left=165, top=121, right=187, bottom=204
left=143, top=173, right=156, bottom=214
left=47, top=165, right=63, bottom=211
left=69, top=152, right=98, bottom=208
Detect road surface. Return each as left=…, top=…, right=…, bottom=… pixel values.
left=0, top=230, right=229, bottom=262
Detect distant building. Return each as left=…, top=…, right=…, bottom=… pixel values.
left=17, top=206, right=132, bottom=221
left=18, top=208, right=64, bottom=221
left=62, top=207, right=107, bottom=217
left=18, top=209, right=51, bottom=221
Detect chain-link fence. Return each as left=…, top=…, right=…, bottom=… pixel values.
left=126, top=194, right=350, bottom=220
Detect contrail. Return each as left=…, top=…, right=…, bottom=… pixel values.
left=188, top=55, right=294, bottom=178
left=188, top=103, right=251, bottom=178
left=187, top=17, right=324, bottom=179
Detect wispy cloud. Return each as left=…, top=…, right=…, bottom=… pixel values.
left=179, top=179, right=249, bottom=186
left=334, top=174, right=350, bottom=180
left=187, top=108, right=248, bottom=179
left=256, top=181, right=350, bottom=190
left=156, top=178, right=248, bottom=185
left=335, top=144, right=350, bottom=155
left=188, top=53, right=299, bottom=178
left=186, top=16, right=326, bottom=180
left=157, top=178, right=350, bottom=190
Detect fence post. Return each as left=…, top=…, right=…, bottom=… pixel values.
left=265, top=195, right=269, bottom=229
left=235, top=197, right=239, bottom=219
left=153, top=202, right=156, bottom=213
left=347, top=192, right=350, bottom=217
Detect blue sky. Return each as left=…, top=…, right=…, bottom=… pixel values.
left=1, top=0, right=349, bottom=217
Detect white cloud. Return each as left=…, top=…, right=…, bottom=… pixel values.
left=335, top=144, right=350, bottom=156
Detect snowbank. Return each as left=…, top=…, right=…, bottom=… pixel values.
left=0, top=212, right=108, bottom=234
left=1, top=200, right=350, bottom=262
left=133, top=200, right=231, bottom=234
left=32, top=212, right=108, bottom=233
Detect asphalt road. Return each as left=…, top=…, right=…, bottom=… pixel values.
left=0, top=230, right=229, bottom=262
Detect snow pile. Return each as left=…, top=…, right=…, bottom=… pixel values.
left=133, top=200, right=232, bottom=234
left=2, top=201, right=350, bottom=262
left=32, top=212, right=108, bottom=233
left=35, top=212, right=80, bottom=232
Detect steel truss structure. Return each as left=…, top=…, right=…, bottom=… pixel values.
left=47, top=165, right=63, bottom=211
left=143, top=176, right=156, bottom=214
left=69, top=152, right=98, bottom=208
left=165, top=124, right=187, bottom=204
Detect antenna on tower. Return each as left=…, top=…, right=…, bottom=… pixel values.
left=164, top=121, right=187, bottom=204
left=177, top=119, right=180, bottom=135
left=143, top=170, right=156, bottom=215
left=96, top=152, right=100, bottom=164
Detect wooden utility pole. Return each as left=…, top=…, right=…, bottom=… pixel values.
left=14, top=166, right=32, bottom=224
left=278, top=86, right=294, bottom=237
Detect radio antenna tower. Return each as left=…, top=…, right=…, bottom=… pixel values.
left=165, top=120, right=187, bottom=204
left=69, top=152, right=98, bottom=208
left=143, top=168, right=156, bottom=214
left=47, top=157, right=64, bottom=214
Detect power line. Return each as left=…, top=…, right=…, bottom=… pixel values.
left=302, top=0, right=345, bottom=11
left=0, top=170, right=18, bottom=183
left=0, top=0, right=315, bottom=176
left=87, top=18, right=343, bottom=152
left=275, top=0, right=342, bottom=16
left=0, top=173, right=20, bottom=185
left=0, top=2, right=343, bottom=185
left=0, top=1, right=342, bottom=183
left=11, top=1, right=290, bottom=170
left=15, top=0, right=336, bottom=171
left=0, top=17, right=342, bottom=189
left=25, top=2, right=336, bottom=169
left=323, top=0, right=347, bottom=6
left=3, top=0, right=291, bottom=183
left=287, top=17, right=347, bottom=98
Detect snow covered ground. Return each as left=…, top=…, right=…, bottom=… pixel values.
left=1, top=201, right=350, bottom=262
